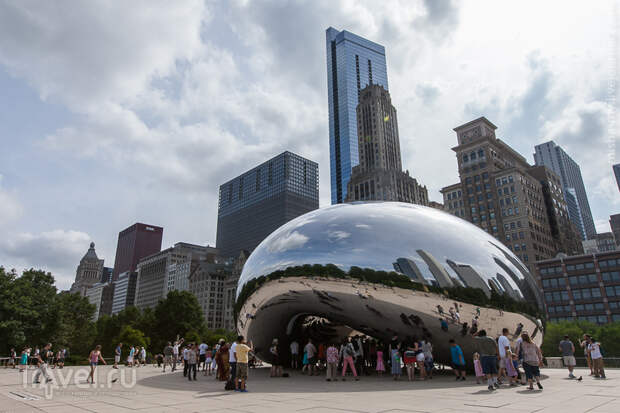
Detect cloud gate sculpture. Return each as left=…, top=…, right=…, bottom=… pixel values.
left=236, top=202, right=544, bottom=366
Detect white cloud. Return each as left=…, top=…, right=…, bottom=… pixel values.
left=0, top=175, right=22, bottom=227
left=0, top=230, right=92, bottom=289
left=267, top=231, right=309, bottom=253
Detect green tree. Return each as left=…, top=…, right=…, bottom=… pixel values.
left=116, top=326, right=150, bottom=351
left=151, top=290, right=206, bottom=352
left=48, top=291, right=96, bottom=356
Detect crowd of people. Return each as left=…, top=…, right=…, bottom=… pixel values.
left=6, top=345, right=68, bottom=373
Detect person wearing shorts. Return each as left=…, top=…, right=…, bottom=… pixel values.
left=114, top=343, right=122, bottom=369
left=234, top=336, right=252, bottom=392
left=449, top=339, right=466, bottom=381
left=558, top=336, right=576, bottom=378
left=475, top=330, right=499, bottom=391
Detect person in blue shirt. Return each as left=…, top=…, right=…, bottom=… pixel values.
left=450, top=339, right=466, bottom=381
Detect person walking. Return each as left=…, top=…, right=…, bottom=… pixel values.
left=515, top=331, right=543, bottom=390
left=140, top=346, right=146, bottom=366
left=449, top=339, right=466, bottom=381
left=326, top=342, right=339, bottom=381
left=183, top=345, right=190, bottom=377
left=19, top=348, right=29, bottom=372
left=290, top=339, right=299, bottom=369
left=230, top=337, right=240, bottom=385
left=587, top=337, right=606, bottom=379
left=198, top=341, right=208, bottom=371
left=558, top=335, right=577, bottom=379
left=497, top=328, right=511, bottom=384
left=8, top=348, right=16, bottom=369
left=33, top=343, right=53, bottom=384
left=474, top=330, right=499, bottom=391
left=87, top=345, right=106, bottom=384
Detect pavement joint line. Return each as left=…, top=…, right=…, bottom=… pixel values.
left=463, top=403, right=510, bottom=409
left=584, top=398, right=616, bottom=413
left=296, top=407, right=369, bottom=413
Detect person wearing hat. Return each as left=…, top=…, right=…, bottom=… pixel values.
left=558, top=335, right=576, bottom=379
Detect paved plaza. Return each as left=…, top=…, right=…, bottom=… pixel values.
left=0, top=365, right=618, bottom=413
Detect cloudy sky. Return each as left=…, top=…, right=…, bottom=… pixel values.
left=1, top=0, right=618, bottom=290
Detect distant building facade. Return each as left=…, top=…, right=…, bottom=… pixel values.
left=111, top=271, right=138, bottom=315
left=534, top=141, right=596, bottom=240
left=582, top=233, right=617, bottom=254
left=610, top=214, right=620, bottom=247
left=344, top=85, right=428, bottom=205
left=326, top=27, right=388, bottom=204
left=536, top=250, right=620, bottom=324
left=85, top=282, right=114, bottom=320
left=101, top=267, right=113, bottom=284
left=216, top=151, right=319, bottom=259
left=134, top=243, right=217, bottom=310
left=70, top=242, right=104, bottom=296
left=112, top=223, right=163, bottom=281
left=613, top=164, right=620, bottom=192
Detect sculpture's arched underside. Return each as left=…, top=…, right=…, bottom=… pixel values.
left=236, top=203, right=544, bottom=365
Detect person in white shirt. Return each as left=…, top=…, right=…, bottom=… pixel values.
left=290, top=340, right=299, bottom=369
left=304, top=339, right=317, bottom=376
left=230, top=337, right=239, bottom=383
left=587, top=337, right=606, bottom=379
left=172, top=338, right=183, bottom=372
left=497, top=328, right=511, bottom=383
left=198, top=342, right=208, bottom=371
left=182, top=346, right=190, bottom=377
left=140, top=347, right=146, bottom=366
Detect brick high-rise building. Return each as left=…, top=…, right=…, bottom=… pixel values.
left=112, top=223, right=163, bottom=281
left=441, top=117, right=557, bottom=270
left=344, top=84, right=428, bottom=205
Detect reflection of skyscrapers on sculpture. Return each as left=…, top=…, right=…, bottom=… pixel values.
left=235, top=202, right=543, bottom=366
left=345, top=84, right=428, bottom=205
left=326, top=27, right=388, bottom=204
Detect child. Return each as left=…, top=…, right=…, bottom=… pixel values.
left=205, top=347, right=213, bottom=376
left=473, top=352, right=484, bottom=384
left=505, top=350, right=518, bottom=386
left=376, top=345, right=385, bottom=377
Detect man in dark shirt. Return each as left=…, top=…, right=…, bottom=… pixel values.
left=475, top=330, right=499, bottom=391
left=163, top=342, right=174, bottom=372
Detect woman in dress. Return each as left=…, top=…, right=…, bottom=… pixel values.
left=87, top=345, right=106, bottom=384
left=270, top=338, right=283, bottom=377
left=216, top=341, right=230, bottom=381
left=375, top=342, right=385, bottom=377
left=389, top=335, right=401, bottom=380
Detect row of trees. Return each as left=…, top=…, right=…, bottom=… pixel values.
left=541, top=320, right=620, bottom=357
left=0, top=267, right=235, bottom=361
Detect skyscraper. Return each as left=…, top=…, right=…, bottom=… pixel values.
left=216, top=151, right=319, bottom=258
left=344, top=84, right=428, bottom=205
left=534, top=141, right=596, bottom=240
left=70, top=242, right=104, bottom=296
left=614, top=164, right=620, bottom=192
left=111, top=223, right=163, bottom=281
left=326, top=27, right=388, bottom=204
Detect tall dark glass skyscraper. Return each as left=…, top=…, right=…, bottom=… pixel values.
left=534, top=141, right=596, bottom=240
left=326, top=27, right=388, bottom=204
left=216, top=151, right=319, bottom=258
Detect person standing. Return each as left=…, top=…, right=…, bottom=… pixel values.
left=474, top=330, right=499, bottom=391
left=389, top=335, right=401, bottom=381
left=187, top=344, right=198, bottom=381
left=163, top=342, right=173, bottom=372
left=304, top=339, right=317, bottom=376
left=198, top=341, right=208, bottom=371
left=230, top=336, right=240, bottom=385
left=290, top=339, right=299, bottom=369
left=19, top=348, right=29, bottom=372
left=33, top=343, right=53, bottom=384
left=87, top=345, right=106, bottom=384
left=183, top=345, right=190, bottom=377
left=449, top=339, right=466, bottom=381
left=127, top=345, right=135, bottom=368
left=341, top=337, right=358, bottom=381
left=326, top=342, right=339, bottom=381
left=497, top=328, right=511, bottom=384
left=8, top=348, right=16, bottom=369
left=234, top=336, right=252, bottom=392
left=140, top=346, right=146, bottom=366
left=422, top=340, right=433, bottom=379
left=579, top=334, right=593, bottom=376
left=515, top=331, right=543, bottom=390
left=172, top=338, right=183, bottom=372
left=269, top=339, right=282, bottom=377
left=587, top=337, right=606, bottom=379
left=113, top=342, right=122, bottom=369
left=558, top=335, right=576, bottom=379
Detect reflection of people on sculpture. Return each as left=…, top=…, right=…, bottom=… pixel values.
left=440, top=318, right=449, bottom=331
left=436, top=305, right=445, bottom=316
left=514, top=322, right=524, bottom=338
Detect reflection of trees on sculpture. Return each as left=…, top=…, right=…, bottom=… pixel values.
left=235, top=263, right=543, bottom=321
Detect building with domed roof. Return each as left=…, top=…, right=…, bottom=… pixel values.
left=70, top=242, right=105, bottom=296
